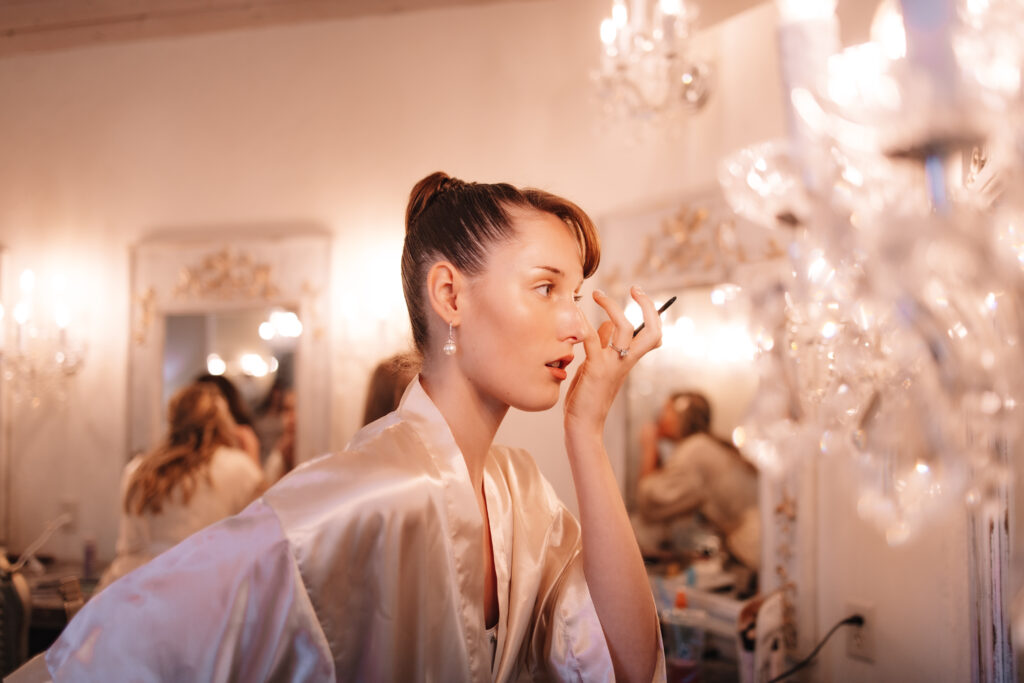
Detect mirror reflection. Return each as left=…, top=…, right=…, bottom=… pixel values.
left=163, top=307, right=299, bottom=480
left=626, top=285, right=760, bottom=594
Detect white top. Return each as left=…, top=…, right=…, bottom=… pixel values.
left=98, top=445, right=264, bottom=589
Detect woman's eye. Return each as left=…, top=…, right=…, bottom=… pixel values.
left=573, top=294, right=583, bottom=305
left=537, top=284, right=554, bottom=297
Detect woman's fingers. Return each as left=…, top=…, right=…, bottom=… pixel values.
left=630, top=286, right=663, bottom=352
left=597, top=321, right=615, bottom=348
left=593, top=289, right=634, bottom=348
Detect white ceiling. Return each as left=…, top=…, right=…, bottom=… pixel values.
left=0, top=0, right=765, bottom=57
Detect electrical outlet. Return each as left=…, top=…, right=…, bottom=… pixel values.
left=58, top=499, right=78, bottom=535
left=845, top=601, right=875, bottom=663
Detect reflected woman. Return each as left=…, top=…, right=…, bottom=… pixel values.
left=97, top=382, right=265, bottom=590
left=32, top=172, right=666, bottom=682
left=634, top=391, right=760, bottom=571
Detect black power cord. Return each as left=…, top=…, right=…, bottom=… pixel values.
left=765, top=614, right=866, bottom=683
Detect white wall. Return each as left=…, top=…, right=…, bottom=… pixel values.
left=0, top=1, right=972, bottom=680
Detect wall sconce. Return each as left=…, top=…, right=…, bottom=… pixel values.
left=0, top=268, right=86, bottom=406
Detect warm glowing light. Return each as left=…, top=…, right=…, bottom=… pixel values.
left=263, top=310, right=303, bottom=339
left=240, top=353, right=269, bottom=378
left=624, top=301, right=644, bottom=328
left=19, top=269, right=35, bottom=295
left=612, top=1, right=628, bottom=27
left=600, top=18, right=617, bottom=46
left=776, top=0, right=837, bottom=23
left=206, top=353, right=227, bottom=376
left=13, top=302, right=29, bottom=326
left=870, top=0, right=906, bottom=60
left=659, top=0, right=682, bottom=16
left=54, top=305, right=70, bottom=330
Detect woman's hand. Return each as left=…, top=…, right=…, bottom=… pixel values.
left=563, top=285, right=664, bottom=438
left=561, top=284, right=666, bottom=682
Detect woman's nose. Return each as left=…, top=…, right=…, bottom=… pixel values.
left=559, top=304, right=586, bottom=343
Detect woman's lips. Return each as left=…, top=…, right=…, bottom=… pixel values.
left=547, top=364, right=568, bottom=381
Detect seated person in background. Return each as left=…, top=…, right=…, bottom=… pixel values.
left=97, top=382, right=265, bottom=589
left=195, top=373, right=261, bottom=464
left=633, top=391, right=761, bottom=571
left=362, top=351, right=419, bottom=425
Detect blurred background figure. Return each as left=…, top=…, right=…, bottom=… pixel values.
left=260, top=386, right=297, bottom=484
left=362, top=352, right=419, bottom=426
left=195, top=373, right=261, bottom=464
left=98, top=382, right=265, bottom=589
left=633, top=391, right=760, bottom=572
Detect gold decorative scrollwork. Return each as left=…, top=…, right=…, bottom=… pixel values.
left=604, top=200, right=785, bottom=295
left=174, top=248, right=280, bottom=302
left=132, top=287, right=156, bottom=345
left=301, top=280, right=326, bottom=341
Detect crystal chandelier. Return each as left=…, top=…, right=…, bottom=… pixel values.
left=0, top=269, right=86, bottom=406
left=595, top=0, right=713, bottom=123
left=716, top=0, right=1024, bottom=547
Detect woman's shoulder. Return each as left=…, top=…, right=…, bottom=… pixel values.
left=265, top=420, right=440, bottom=524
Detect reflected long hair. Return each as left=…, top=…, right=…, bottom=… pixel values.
left=124, top=382, right=239, bottom=515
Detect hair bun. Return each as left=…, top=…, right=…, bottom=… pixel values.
left=406, top=171, right=461, bottom=232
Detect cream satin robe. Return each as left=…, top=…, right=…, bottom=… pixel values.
left=27, top=378, right=665, bottom=682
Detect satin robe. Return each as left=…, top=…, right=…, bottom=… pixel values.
left=38, top=378, right=662, bottom=681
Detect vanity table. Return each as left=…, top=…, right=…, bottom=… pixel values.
left=24, top=558, right=101, bottom=656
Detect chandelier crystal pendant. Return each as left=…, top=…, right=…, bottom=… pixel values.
left=595, top=0, right=713, bottom=122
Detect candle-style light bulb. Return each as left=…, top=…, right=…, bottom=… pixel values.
left=19, top=269, right=35, bottom=296
left=776, top=0, right=837, bottom=23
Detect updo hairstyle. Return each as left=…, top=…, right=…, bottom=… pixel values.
left=401, top=171, right=601, bottom=354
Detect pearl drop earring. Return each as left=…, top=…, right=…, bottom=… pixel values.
left=443, top=321, right=457, bottom=356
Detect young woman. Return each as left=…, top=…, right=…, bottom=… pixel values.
left=28, top=172, right=665, bottom=682
left=635, top=391, right=760, bottom=570
left=98, top=382, right=265, bottom=589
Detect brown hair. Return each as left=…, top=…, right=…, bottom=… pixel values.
left=668, top=391, right=712, bottom=439
left=124, top=382, right=239, bottom=515
left=362, top=352, right=421, bottom=425
left=401, top=171, right=601, bottom=353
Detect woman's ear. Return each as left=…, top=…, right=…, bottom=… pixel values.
left=426, top=261, right=462, bottom=324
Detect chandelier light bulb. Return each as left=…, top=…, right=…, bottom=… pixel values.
left=19, top=269, right=35, bottom=296
left=775, top=0, right=838, bottom=23
left=659, top=0, right=682, bottom=17
left=595, top=0, right=712, bottom=123
left=600, top=18, right=617, bottom=46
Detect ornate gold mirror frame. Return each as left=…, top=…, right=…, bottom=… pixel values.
left=128, top=232, right=331, bottom=465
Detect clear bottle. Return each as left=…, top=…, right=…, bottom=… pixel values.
left=660, top=590, right=708, bottom=683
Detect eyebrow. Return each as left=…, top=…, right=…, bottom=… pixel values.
left=534, top=265, right=564, bottom=276
left=533, top=265, right=584, bottom=289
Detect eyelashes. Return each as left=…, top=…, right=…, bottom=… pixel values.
left=536, top=284, right=583, bottom=304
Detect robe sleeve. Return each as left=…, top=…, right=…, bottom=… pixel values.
left=542, top=554, right=667, bottom=683
left=43, top=500, right=334, bottom=682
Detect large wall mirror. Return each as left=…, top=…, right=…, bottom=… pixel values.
left=129, top=232, right=331, bottom=467
left=599, top=187, right=818, bottom=654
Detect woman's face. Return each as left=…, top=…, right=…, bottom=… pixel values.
left=456, top=208, right=586, bottom=412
